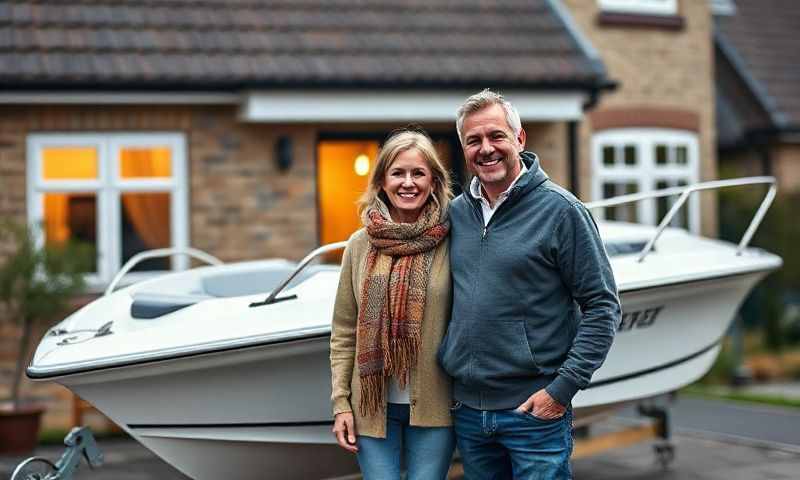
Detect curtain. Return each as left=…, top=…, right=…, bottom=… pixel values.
left=120, top=148, right=171, bottom=249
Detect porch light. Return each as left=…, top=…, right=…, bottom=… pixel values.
left=354, top=154, right=370, bottom=176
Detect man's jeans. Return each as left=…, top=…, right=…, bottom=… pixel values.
left=356, top=403, right=456, bottom=480
left=453, top=402, right=573, bottom=480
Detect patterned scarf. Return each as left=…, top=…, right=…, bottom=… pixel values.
left=357, top=197, right=450, bottom=416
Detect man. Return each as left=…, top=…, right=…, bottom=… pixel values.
left=438, top=89, right=621, bottom=479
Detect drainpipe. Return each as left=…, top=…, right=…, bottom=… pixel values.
left=568, top=121, right=579, bottom=197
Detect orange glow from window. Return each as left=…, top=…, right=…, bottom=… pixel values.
left=43, top=147, right=98, bottom=180
left=318, top=141, right=379, bottom=246
left=120, top=147, right=172, bottom=178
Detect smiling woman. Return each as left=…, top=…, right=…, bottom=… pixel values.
left=382, top=149, right=433, bottom=223
left=330, top=129, right=456, bottom=479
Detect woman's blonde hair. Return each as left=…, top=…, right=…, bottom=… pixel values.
left=358, top=129, right=453, bottom=216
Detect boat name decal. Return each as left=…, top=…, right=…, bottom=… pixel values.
left=618, top=306, right=663, bottom=332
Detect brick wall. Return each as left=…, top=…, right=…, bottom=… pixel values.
left=563, top=0, right=718, bottom=236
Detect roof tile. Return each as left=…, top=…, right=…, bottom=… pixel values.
left=716, top=0, right=800, bottom=126
left=0, top=0, right=603, bottom=89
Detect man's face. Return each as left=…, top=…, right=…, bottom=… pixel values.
left=461, top=104, right=526, bottom=192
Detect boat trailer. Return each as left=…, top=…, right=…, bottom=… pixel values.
left=573, top=403, right=675, bottom=469
left=10, top=427, right=103, bottom=480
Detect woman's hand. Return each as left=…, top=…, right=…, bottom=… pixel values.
left=332, top=412, right=359, bottom=453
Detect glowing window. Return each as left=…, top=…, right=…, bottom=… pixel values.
left=318, top=141, right=380, bottom=247
left=42, top=147, right=98, bottom=180
left=120, top=147, right=172, bottom=179
left=28, top=134, right=187, bottom=289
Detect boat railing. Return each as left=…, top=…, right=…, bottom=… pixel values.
left=585, top=176, right=777, bottom=262
left=250, top=241, right=349, bottom=307
left=105, top=248, right=224, bottom=296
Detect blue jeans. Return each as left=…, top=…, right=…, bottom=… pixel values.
left=357, top=403, right=456, bottom=480
left=453, top=403, right=573, bottom=480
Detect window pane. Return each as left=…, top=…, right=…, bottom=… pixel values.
left=655, top=145, right=668, bottom=166
left=602, top=182, right=638, bottom=222
left=602, top=146, right=615, bottom=166
left=43, top=147, right=98, bottom=180
left=656, top=179, right=688, bottom=229
left=120, top=147, right=172, bottom=179
left=675, top=145, right=688, bottom=165
left=624, top=145, right=637, bottom=166
left=43, top=193, right=97, bottom=273
left=121, top=192, right=172, bottom=271
left=619, top=182, right=639, bottom=222
left=318, top=141, right=380, bottom=247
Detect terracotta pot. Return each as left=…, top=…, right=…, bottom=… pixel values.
left=0, top=405, right=44, bottom=455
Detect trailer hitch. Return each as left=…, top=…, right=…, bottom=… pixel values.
left=10, top=427, right=104, bottom=480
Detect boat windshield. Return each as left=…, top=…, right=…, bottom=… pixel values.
left=604, top=241, right=651, bottom=257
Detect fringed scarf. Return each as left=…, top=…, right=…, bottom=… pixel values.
left=356, top=198, right=450, bottom=416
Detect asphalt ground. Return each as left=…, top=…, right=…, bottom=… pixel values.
left=3, top=425, right=798, bottom=480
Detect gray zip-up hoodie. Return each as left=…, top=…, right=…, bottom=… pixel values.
left=438, top=152, right=621, bottom=410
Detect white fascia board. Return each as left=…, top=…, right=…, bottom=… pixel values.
left=0, top=92, right=240, bottom=105
left=240, top=90, right=586, bottom=123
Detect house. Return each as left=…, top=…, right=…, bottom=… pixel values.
left=0, top=0, right=716, bottom=430
left=713, top=0, right=799, bottom=341
left=714, top=0, right=800, bottom=191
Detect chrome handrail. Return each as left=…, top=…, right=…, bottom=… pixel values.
left=105, top=248, right=223, bottom=296
left=585, top=176, right=777, bottom=262
left=255, top=241, right=348, bottom=306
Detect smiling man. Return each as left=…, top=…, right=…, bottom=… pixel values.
left=438, top=89, right=621, bottom=479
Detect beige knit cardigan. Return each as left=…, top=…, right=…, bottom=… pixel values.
left=329, top=228, right=453, bottom=438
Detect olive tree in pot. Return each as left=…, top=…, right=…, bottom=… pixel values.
left=0, top=220, right=90, bottom=454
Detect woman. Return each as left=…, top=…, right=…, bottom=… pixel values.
left=330, top=129, right=454, bottom=479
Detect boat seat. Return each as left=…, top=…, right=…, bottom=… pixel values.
left=131, top=293, right=213, bottom=320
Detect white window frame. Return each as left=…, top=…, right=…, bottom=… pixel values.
left=598, top=0, right=678, bottom=16
left=26, top=133, right=189, bottom=291
left=591, top=128, right=701, bottom=233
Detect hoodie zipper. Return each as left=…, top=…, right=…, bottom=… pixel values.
left=475, top=186, right=521, bottom=240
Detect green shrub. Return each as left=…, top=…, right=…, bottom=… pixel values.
left=0, top=220, right=92, bottom=410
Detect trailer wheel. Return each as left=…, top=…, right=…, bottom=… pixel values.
left=10, top=457, right=57, bottom=480
left=653, top=442, right=675, bottom=470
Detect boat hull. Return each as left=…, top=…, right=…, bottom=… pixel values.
left=50, top=270, right=764, bottom=479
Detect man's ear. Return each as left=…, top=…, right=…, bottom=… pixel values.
left=516, top=127, right=527, bottom=152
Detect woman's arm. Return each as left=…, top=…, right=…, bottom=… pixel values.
left=330, top=238, right=359, bottom=416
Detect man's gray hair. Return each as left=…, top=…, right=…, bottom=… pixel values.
left=456, top=89, right=522, bottom=144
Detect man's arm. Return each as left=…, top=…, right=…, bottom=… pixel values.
left=545, top=202, right=622, bottom=407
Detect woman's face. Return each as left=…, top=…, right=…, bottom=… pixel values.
left=382, top=148, right=434, bottom=223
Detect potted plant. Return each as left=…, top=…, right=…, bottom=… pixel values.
left=0, top=219, right=90, bottom=454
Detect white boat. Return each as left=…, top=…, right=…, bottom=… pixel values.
left=26, top=177, right=782, bottom=480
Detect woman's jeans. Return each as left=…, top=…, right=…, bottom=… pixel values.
left=453, top=402, right=573, bottom=480
left=356, top=403, right=456, bottom=480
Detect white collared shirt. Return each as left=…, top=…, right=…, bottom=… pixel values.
left=469, top=162, right=528, bottom=226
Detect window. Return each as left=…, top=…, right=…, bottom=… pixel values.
left=27, top=134, right=188, bottom=290
left=592, top=128, right=700, bottom=232
left=598, top=0, right=677, bottom=16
